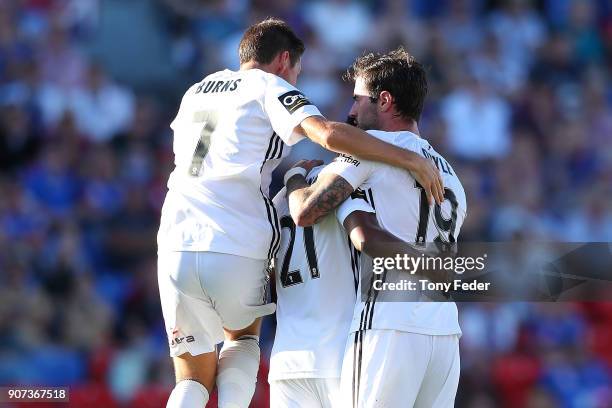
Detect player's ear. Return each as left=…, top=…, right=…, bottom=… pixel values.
left=278, top=51, right=291, bottom=72
left=379, top=91, right=393, bottom=112
left=270, top=51, right=288, bottom=75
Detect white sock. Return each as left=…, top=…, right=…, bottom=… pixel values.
left=167, top=379, right=209, bottom=408
left=217, top=335, right=260, bottom=408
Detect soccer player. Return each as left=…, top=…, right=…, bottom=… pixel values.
left=157, top=19, right=444, bottom=407
left=269, top=161, right=441, bottom=408
left=285, top=47, right=467, bottom=407
left=268, top=163, right=365, bottom=408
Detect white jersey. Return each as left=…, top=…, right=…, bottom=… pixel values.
left=320, top=130, right=467, bottom=336
left=157, top=68, right=322, bottom=259
left=269, top=166, right=374, bottom=381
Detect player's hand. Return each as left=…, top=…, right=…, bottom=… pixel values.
left=290, top=159, right=324, bottom=173
left=410, top=155, right=444, bottom=205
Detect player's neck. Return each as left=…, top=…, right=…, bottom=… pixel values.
left=240, top=61, right=280, bottom=75
left=380, top=118, right=420, bottom=136
left=240, top=61, right=264, bottom=71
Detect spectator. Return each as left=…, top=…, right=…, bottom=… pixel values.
left=441, top=74, right=512, bottom=160
left=0, top=104, right=40, bottom=172
left=0, top=1, right=610, bottom=406
left=69, top=64, right=135, bottom=142
left=37, top=18, right=87, bottom=89
left=303, top=0, right=372, bottom=66
left=488, top=0, right=547, bottom=68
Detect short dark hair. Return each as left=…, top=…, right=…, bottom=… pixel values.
left=345, top=47, right=428, bottom=122
left=239, top=18, right=305, bottom=66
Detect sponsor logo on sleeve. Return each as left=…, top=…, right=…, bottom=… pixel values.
left=278, top=90, right=312, bottom=113
left=336, top=153, right=361, bottom=167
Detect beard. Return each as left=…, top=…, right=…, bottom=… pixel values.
left=356, top=114, right=379, bottom=131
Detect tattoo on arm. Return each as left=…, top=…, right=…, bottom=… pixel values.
left=287, top=174, right=353, bottom=225
left=308, top=176, right=353, bottom=223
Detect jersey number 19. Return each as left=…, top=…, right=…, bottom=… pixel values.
left=415, top=182, right=459, bottom=244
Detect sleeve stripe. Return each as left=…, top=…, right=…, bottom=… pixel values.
left=269, top=134, right=281, bottom=160
left=275, top=136, right=284, bottom=159
left=367, top=188, right=376, bottom=211
left=261, top=190, right=281, bottom=259
left=347, top=237, right=359, bottom=293
left=260, top=132, right=283, bottom=259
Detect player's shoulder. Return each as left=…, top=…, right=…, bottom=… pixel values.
left=365, top=129, right=398, bottom=144
left=236, top=68, right=291, bottom=88
left=184, top=69, right=238, bottom=98
left=397, top=131, right=429, bottom=152
left=196, top=68, right=275, bottom=88
left=192, top=69, right=233, bottom=86
left=365, top=129, right=422, bottom=149
left=204, top=69, right=229, bottom=79
left=190, top=69, right=279, bottom=104
left=237, top=69, right=302, bottom=103
left=364, top=129, right=428, bottom=161
left=256, top=69, right=291, bottom=85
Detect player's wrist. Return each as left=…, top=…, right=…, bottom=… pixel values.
left=284, top=167, right=308, bottom=185
left=401, top=150, right=422, bottom=171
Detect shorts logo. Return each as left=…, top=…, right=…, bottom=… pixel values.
left=170, top=330, right=195, bottom=346
left=278, top=90, right=312, bottom=113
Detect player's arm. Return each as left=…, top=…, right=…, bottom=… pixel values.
left=296, top=116, right=443, bottom=204
left=285, top=141, right=380, bottom=226
left=344, top=210, right=422, bottom=258
left=285, top=151, right=377, bottom=227
left=286, top=167, right=353, bottom=227
left=264, top=81, right=440, bottom=203
left=343, top=211, right=453, bottom=283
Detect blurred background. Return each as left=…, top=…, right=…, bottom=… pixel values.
left=0, top=0, right=611, bottom=407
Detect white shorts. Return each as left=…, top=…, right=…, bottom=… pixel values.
left=269, top=378, right=340, bottom=408
left=340, top=330, right=460, bottom=408
left=157, top=250, right=275, bottom=357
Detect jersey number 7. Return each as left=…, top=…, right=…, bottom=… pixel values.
left=189, top=110, right=218, bottom=177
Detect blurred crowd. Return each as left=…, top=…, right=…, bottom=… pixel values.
left=0, top=0, right=611, bottom=407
